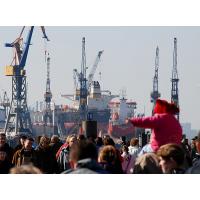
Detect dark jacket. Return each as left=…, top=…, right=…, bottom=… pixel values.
left=0, top=143, right=13, bottom=163
left=49, top=141, right=63, bottom=157
left=36, top=146, right=58, bottom=174
left=185, top=158, right=200, bottom=174
left=62, top=158, right=107, bottom=174
left=0, top=160, right=14, bottom=174
left=192, top=153, right=200, bottom=164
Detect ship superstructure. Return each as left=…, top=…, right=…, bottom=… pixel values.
left=108, top=91, right=137, bottom=138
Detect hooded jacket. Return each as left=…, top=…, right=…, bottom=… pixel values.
left=130, top=113, right=182, bottom=152
left=129, top=99, right=182, bottom=152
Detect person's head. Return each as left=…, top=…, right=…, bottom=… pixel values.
left=67, top=134, right=77, bottom=147
left=69, top=141, right=98, bottom=167
left=95, top=137, right=103, bottom=147
left=77, top=134, right=86, bottom=142
left=65, top=134, right=77, bottom=145
left=50, top=135, right=60, bottom=144
left=121, top=145, right=129, bottom=154
left=103, top=135, right=110, bottom=140
left=120, top=136, right=126, bottom=144
left=10, top=165, right=42, bottom=174
left=19, top=135, right=27, bottom=146
left=98, top=145, right=117, bottom=164
left=130, top=138, right=139, bottom=147
left=133, top=153, right=162, bottom=174
left=153, top=99, right=179, bottom=115
left=0, top=133, right=6, bottom=147
left=24, top=137, right=34, bottom=151
left=39, top=136, right=50, bottom=149
left=157, top=143, right=185, bottom=174
left=37, top=136, right=42, bottom=145
left=103, top=137, right=115, bottom=147
left=0, top=150, right=6, bottom=161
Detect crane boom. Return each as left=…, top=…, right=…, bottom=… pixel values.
left=5, top=26, right=49, bottom=72
left=87, top=50, right=103, bottom=90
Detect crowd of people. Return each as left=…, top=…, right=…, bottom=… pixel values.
left=0, top=98, right=200, bottom=174
left=0, top=131, right=200, bottom=174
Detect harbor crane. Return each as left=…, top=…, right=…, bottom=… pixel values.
left=79, top=37, right=88, bottom=121
left=150, top=46, right=161, bottom=115
left=171, top=37, right=180, bottom=120
left=4, top=26, right=49, bottom=137
left=73, top=50, right=103, bottom=93
left=43, top=53, right=53, bottom=126
left=87, top=50, right=103, bottom=91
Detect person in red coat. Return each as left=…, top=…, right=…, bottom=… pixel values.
left=127, top=99, right=182, bottom=152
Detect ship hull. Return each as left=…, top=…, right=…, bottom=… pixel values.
left=108, top=123, right=135, bottom=139
left=31, top=108, right=111, bottom=137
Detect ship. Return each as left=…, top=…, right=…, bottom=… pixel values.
left=30, top=81, right=118, bottom=137
left=30, top=37, right=136, bottom=138
left=108, top=96, right=137, bottom=139
left=59, top=81, right=118, bottom=136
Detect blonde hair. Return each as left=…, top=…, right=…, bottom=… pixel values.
left=66, top=134, right=77, bottom=144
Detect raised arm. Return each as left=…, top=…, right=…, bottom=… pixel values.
left=129, top=115, right=160, bottom=129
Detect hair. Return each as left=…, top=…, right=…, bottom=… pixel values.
left=19, top=135, right=27, bottom=140
left=26, top=137, right=34, bottom=142
left=66, top=134, right=77, bottom=144
left=121, top=145, right=129, bottom=153
left=130, top=138, right=139, bottom=147
left=10, top=165, right=42, bottom=174
left=98, top=145, right=123, bottom=174
left=95, top=137, right=103, bottom=146
left=37, top=136, right=42, bottom=144
left=70, top=141, right=98, bottom=162
left=98, top=145, right=117, bottom=164
left=103, top=137, right=115, bottom=147
left=157, top=143, right=185, bottom=166
left=39, top=136, right=50, bottom=148
left=77, top=134, right=86, bottom=141
left=51, top=135, right=60, bottom=143
left=133, top=153, right=162, bottom=174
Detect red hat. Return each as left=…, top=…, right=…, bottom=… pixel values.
left=153, top=99, right=179, bottom=115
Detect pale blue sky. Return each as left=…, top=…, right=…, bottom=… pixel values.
left=0, top=26, right=200, bottom=129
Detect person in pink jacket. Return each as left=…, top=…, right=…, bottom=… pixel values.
left=127, top=99, right=182, bottom=152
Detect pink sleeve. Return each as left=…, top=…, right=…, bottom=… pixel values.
left=129, top=115, right=159, bottom=129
